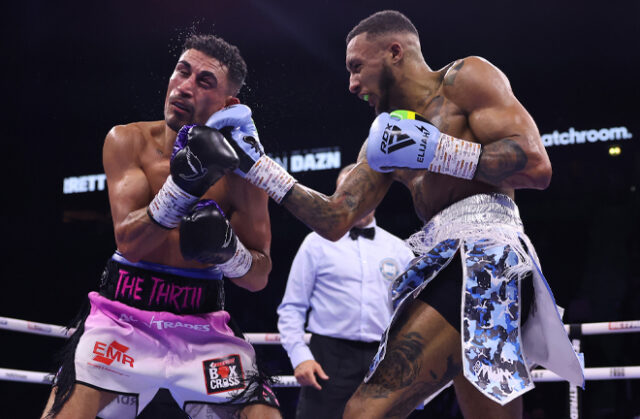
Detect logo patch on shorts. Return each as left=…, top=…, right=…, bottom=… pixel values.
left=92, top=340, right=135, bottom=368
left=203, top=354, right=245, bottom=394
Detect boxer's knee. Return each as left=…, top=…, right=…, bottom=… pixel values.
left=453, top=375, right=523, bottom=419
left=342, top=394, right=365, bottom=419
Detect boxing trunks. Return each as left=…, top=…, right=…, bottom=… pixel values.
left=365, top=194, right=584, bottom=406
left=51, top=253, right=278, bottom=418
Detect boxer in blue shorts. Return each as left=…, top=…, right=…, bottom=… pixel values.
left=207, top=10, right=584, bottom=419
left=41, top=34, right=280, bottom=419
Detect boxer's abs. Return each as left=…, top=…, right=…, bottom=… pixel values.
left=396, top=83, right=512, bottom=222
left=395, top=170, right=510, bottom=222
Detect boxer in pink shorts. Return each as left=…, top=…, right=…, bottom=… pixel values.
left=42, top=33, right=279, bottom=419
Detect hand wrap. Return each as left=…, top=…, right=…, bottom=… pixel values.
left=366, top=110, right=481, bottom=179
left=208, top=105, right=297, bottom=203
left=147, top=125, right=239, bottom=228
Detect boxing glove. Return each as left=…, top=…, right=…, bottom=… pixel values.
left=180, top=200, right=252, bottom=278
left=207, top=104, right=296, bottom=203
left=147, top=126, right=239, bottom=229
left=366, top=110, right=481, bottom=179
left=206, top=104, right=265, bottom=175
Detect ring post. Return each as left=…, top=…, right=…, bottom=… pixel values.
left=568, top=323, right=583, bottom=419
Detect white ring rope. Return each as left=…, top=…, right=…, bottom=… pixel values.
left=1, top=316, right=639, bottom=387
left=2, top=316, right=640, bottom=342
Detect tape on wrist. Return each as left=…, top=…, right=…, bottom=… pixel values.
left=218, top=239, right=253, bottom=278
left=246, top=155, right=297, bottom=203
left=147, top=175, right=199, bottom=229
left=428, top=134, right=482, bottom=180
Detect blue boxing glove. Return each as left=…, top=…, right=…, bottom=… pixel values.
left=205, top=104, right=264, bottom=175
left=366, top=110, right=481, bottom=180
left=206, top=104, right=297, bottom=203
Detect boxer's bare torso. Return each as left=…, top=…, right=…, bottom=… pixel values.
left=282, top=54, right=549, bottom=237
left=103, top=119, right=269, bottom=270
left=390, top=59, right=511, bottom=222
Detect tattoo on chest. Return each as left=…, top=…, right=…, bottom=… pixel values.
left=422, top=95, right=448, bottom=132
left=156, top=149, right=164, bottom=156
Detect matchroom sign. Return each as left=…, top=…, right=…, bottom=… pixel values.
left=542, top=126, right=633, bottom=147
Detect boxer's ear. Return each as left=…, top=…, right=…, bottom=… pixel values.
left=225, top=96, right=240, bottom=107
left=389, top=42, right=403, bottom=63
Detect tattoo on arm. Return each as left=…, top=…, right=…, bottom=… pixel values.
left=282, top=165, right=385, bottom=235
left=475, top=138, right=528, bottom=185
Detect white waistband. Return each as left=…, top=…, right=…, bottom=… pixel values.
left=406, top=194, right=526, bottom=255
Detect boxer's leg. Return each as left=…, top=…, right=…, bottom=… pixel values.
left=343, top=298, right=459, bottom=418
left=238, top=403, right=282, bottom=419
left=41, top=384, right=117, bottom=419
left=342, top=298, right=521, bottom=419
left=453, top=374, right=522, bottom=419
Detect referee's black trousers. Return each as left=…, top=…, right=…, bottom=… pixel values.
left=295, top=334, right=379, bottom=419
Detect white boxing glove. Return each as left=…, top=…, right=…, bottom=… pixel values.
left=366, top=110, right=481, bottom=180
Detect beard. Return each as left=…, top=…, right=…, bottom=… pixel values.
left=375, top=63, right=395, bottom=114
left=164, top=105, right=191, bottom=133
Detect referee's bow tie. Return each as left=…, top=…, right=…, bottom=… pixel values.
left=349, top=227, right=375, bottom=240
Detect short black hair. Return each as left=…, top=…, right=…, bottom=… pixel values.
left=346, top=10, right=419, bottom=45
left=182, top=34, right=247, bottom=94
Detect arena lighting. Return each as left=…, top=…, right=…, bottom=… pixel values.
left=608, top=146, right=621, bottom=156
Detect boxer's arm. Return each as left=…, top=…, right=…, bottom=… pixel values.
left=217, top=105, right=393, bottom=241
left=227, top=176, right=272, bottom=291
left=447, top=56, right=551, bottom=189
left=283, top=150, right=393, bottom=241
left=103, top=125, right=173, bottom=262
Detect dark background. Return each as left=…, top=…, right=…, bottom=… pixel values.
left=1, top=0, right=639, bottom=417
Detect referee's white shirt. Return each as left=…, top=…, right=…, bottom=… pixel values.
left=277, top=219, right=415, bottom=368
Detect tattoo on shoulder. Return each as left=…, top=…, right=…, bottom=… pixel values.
left=443, top=60, right=465, bottom=86
left=476, top=138, right=528, bottom=184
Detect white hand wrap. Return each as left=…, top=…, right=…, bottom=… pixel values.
left=147, top=175, right=199, bottom=229
left=428, top=134, right=482, bottom=180
left=246, top=155, right=297, bottom=203
left=218, top=239, right=253, bottom=278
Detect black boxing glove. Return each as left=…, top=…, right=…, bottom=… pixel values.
left=171, top=125, right=239, bottom=195
left=179, top=200, right=253, bottom=278
left=147, top=125, right=239, bottom=229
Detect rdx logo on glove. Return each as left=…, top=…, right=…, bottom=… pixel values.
left=380, top=123, right=416, bottom=154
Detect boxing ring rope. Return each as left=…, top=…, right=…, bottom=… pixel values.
left=2, top=316, right=639, bottom=417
